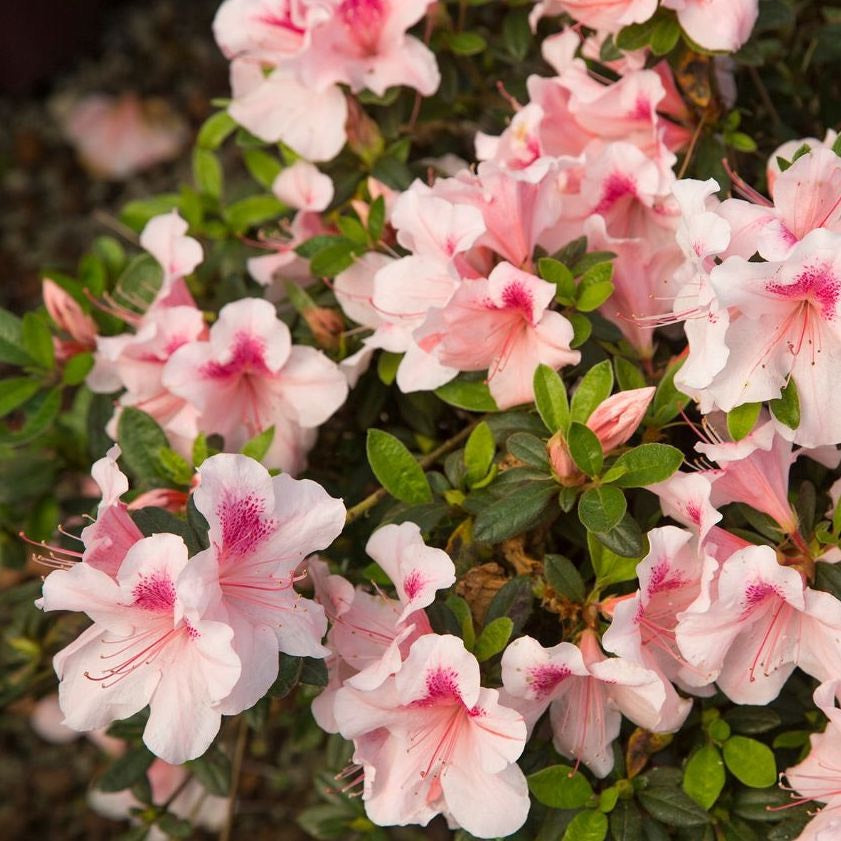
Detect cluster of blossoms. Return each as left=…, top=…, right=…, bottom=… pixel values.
left=21, top=1, right=841, bottom=840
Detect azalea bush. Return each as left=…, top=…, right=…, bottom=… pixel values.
left=5, top=0, right=841, bottom=839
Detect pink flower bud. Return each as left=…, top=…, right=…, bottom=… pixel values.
left=43, top=279, right=97, bottom=347
left=587, top=386, right=655, bottom=453
left=547, top=430, right=585, bottom=486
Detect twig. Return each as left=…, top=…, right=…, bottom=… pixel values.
left=677, top=111, right=707, bottom=180
left=748, top=65, right=781, bottom=130
left=93, top=210, right=140, bottom=245
left=344, top=417, right=484, bottom=525
left=219, top=716, right=249, bottom=841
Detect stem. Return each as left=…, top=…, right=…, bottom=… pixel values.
left=344, top=417, right=484, bottom=525
left=677, top=110, right=707, bottom=180
left=219, top=716, right=249, bottom=841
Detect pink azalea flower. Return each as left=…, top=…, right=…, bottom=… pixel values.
left=299, top=0, right=440, bottom=98
left=416, top=262, right=580, bottom=409
left=530, top=0, right=657, bottom=32
left=333, top=634, right=529, bottom=838
left=767, top=131, right=838, bottom=192
left=309, top=525, right=455, bottom=724
left=228, top=59, right=348, bottom=162
left=271, top=160, right=334, bottom=212
left=59, top=93, right=187, bottom=180
left=702, top=228, right=841, bottom=447
left=43, top=279, right=97, bottom=359
left=87, top=303, right=206, bottom=458
left=662, top=0, right=758, bottom=52
left=501, top=630, right=672, bottom=778
left=648, top=471, right=723, bottom=545
left=675, top=544, right=841, bottom=704
left=602, top=526, right=716, bottom=702
left=189, top=453, right=345, bottom=714
left=162, top=297, right=348, bottom=473
left=140, top=211, right=203, bottom=308
left=79, top=445, right=144, bottom=577
left=782, top=680, right=841, bottom=840
left=40, top=533, right=240, bottom=764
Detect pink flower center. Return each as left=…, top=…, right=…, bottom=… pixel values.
left=403, top=569, right=425, bottom=600
left=766, top=262, right=841, bottom=320
left=132, top=572, right=176, bottom=611
left=595, top=172, right=637, bottom=215
left=201, top=332, right=271, bottom=380
left=339, top=0, right=387, bottom=55
left=646, top=560, right=685, bottom=599
left=421, top=667, right=462, bottom=703
left=501, top=280, right=534, bottom=321
left=217, top=491, right=277, bottom=560
left=528, top=664, right=571, bottom=700
left=256, top=4, right=305, bottom=35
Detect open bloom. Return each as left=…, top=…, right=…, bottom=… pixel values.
left=416, top=262, right=579, bottom=408
left=602, top=526, right=715, bottom=704
left=662, top=0, right=758, bottom=52
left=40, top=533, right=240, bottom=764
left=189, top=453, right=346, bottom=714
left=333, top=634, right=529, bottom=839
left=675, top=544, right=841, bottom=704
left=163, top=297, right=348, bottom=473
left=501, top=630, right=671, bottom=777
left=140, top=211, right=203, bottom=308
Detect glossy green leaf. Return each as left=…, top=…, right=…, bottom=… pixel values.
left=474, top=616, right=513, bottom=661
left=578, top=486, right=627, bottom=533
left=567, top=422, right=604, bottom=476
left=727, top=402, right=761, bottom=441
left=533, top=363, right=570, bottom=433
left=683, top=744, right=726, bottom=810
left=723, top=736, right=777, bottom=788
left=464, top=421, right=495, bottom=485
left=366, top=429, right=433, bottom=505
left=603, top=443, right=683, bottom=488
left=528, top=765, right=594, bottom=809
left=570, top=360, right=614, bottom=423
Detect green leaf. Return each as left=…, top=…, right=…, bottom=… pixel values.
left=578, top=486, right=627, bottom=533
left=297, top=804, right=353, bottom=840
left=473, top=481, right=557, bottom=543
left=649, top=359, right=690, bottom=426
left=637, top=787, right=711, bottom=827
left=366, top=429, right=433, bottom=504
left=131, top=508, right=203, bottom=557
left=62, top=351, right=94, bottom=385
left=115, top=254, right=163, bottom=309
left=563, top=810, right=608, bottom=841
left=615, top=17, right=658, bottom=51
left=368, top=195, right=386, bottom=242
left=225, top=195, right=286, bottom=234
left=650, top=15, right=681, bottom=55
left=614, top=357, right=647, bottom=391
left=300, top=657, right=329, bottom=687
left=435, top=378, right=499, bottom=412
left=569, top=312, right=593, bottom=348
left=464, top=421, right=495, bottom=486
left=310, top=241, right=356, bottom=278
left=117, top=407, right=169, bottom=483
left=98, top=746, right=155, bottom=792
left=727, top=402, right=761, bottom=441
left=567, top=422, right=604, bottom=476
left=722, top=736, right=777, bottom=788
left=243, top=148, right=283, bottom=189
left=336, top=216, right=369, bottom=245
left=485, top=575, right=533, bottom=635
left=603, top=443, right=683, bottom=488
left=474, top=616, right=513, bottom=661
left=502, top=8, right=531, bottom=61
left=197, top=110, right=236, bottom=149
left=683, top=744, right=725, bottom=810
left=724, top=707, right=782, bottom=735
left=533, top=363, right=570, bottom=433
left=155, top=447, right=194, bottom=486
left=610, top=801, right=643, bottom=841
left=770, top=378, right=800, bottom=430
left=445, top=595, right=475, bottom=650
left=528, top=765, right=594, bottom=809
left=448, top=31, right=487, bottom=55
left=192, top=147, right=223, bottom=198
left=593, top=512, right=645, bottom=559
left=507, top=432, right=550, bottom=469
left=571, top=360, right=614, bottom=423
left=192, top=433, right=209, bottom=468
left=270, top=653, right=304, bottom=698
left=21, top=313, right=55, bottom=370
left=241, top=426, right=275, bottom=462
left=120, top=194, right=180, bottom=231
left=155, top=815, right=192, bottom=839
left=0, top=386, right=61, bottom=444
left=589, top=531, right=640, bottom=587
left=538, top=257, right=576, bottom=301
left=544, top=554, right=586, bottom=601
left=0, top=309, right=35, bottom=366
left=0, top=378, right=40, bottom=418
left=187, top=748, right=231, bottom=797
left=576, top=263, right=615, bottom=312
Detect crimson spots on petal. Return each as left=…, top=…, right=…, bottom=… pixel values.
left=501, top=281, right=534, bottom=319
left=647, top=560, right=685, bottom=598
left=595, top=172, right=637, bottom=215
left=218, top=492, right=277, bottom=559
left=200, top=332, right=271, bottom=380
left=528, top=664, right=570, bottom=700
left=132, top=572, right=176, bottom=611
left=339, top=0, right=387, bottom=54
left=766, top=262, right=841, bottom=319
left=421, top=667, right=462, bottom=703
left=743, top=580, right=782, bottom=611
left=403, top=570, right=425, bottom=600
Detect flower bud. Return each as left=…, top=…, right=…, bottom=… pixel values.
left=587, top=386, right=655, bottom=453
left=43, top=279, right=97, bottom=347
left=547, top=430, right=584, bottom=486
